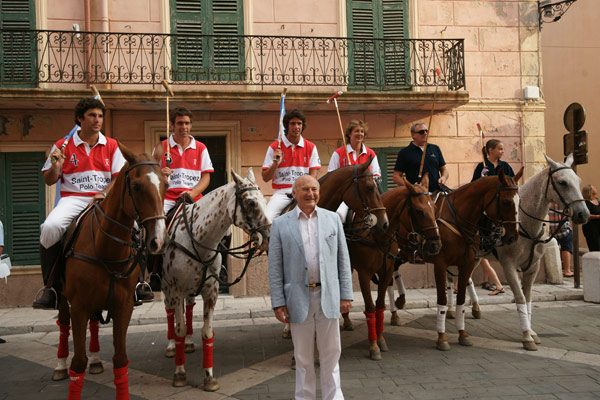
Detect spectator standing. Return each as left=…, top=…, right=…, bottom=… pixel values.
left=582, top=184, right=600, bottom=251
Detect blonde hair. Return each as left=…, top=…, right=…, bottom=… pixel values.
left=582, top=184, right=594, bottom=201
left=345, top=120, right=368, bottom=142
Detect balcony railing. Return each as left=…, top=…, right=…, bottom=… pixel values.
left=0, top=29, right=465, bottom=91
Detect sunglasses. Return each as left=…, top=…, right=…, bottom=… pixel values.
left=414, top=129, right=428, bottom=135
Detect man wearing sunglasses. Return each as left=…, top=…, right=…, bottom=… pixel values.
left=392, top=121, right=449, bottom=192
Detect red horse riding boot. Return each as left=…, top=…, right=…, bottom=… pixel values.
left=364, top=312, right=377, bottom=341
left=113, top=361, right=130, bottom=400
left=67, top=369, right=86, bottom=400
left=376, top=307, right=386, bottom=334
left=185, top=303, right=195, bottom=336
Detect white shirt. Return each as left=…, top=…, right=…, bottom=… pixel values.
left=296, top=206, right=320, bottom=284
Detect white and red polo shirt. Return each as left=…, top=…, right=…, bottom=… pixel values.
left=159, top=136, right=214, bottom=201
left=328, top=144, right=381, bottom=177
left=42, top=131, right=126, bottom=197
left=262, top=134, right=321, bottom=190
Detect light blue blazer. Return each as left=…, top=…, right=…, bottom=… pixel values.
left=268, top=206, right=353, bottom=324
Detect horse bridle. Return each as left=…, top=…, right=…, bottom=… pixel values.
left=399, top=191, right=441, bottom=245
left=543, top=166, right=585, bottom=216
left=122, top=161, right=168, bottom=228
left=340, top=164, right=386, bottom=231
left=232, top=184, right=271, bottom=244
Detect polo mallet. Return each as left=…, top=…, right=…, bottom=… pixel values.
left=161, top=80, right=175, bottom=171
left=477, top=123, right=488, bottom=176
left=51, top=86, right=104, bottom=164
left=275, top=87, right=288, bottom=163
left=418, top=68, right=442, bottom=181
left=327, top=91, right=350, bottom=165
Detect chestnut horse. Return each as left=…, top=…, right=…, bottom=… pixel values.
left=428, top=168, right=522, bottom=351
left=54, top=145, right=167, bottom=400
left=342, top=175, right=442, bottom=360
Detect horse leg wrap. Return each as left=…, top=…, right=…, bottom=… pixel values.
left=467, top=278, right=478, bottom=303
left=88, top=320, right=100, bottom=353
left=387, top=286, right=397, bottom=312
left=364, top=312, right=377, bottom=341
left=67, top=369, right=86, bottom=400
left=57, top=320, right=70, bottom=359
left=375, top=307, right=385, bottom=334
left=516, top=303, right=531, bottom=332
left=527, top=301, right=533, bottom=323
left=185, top=302, right=195, bottom=336
left=175, top=335, right=186, bottom=366
left=446, top=281, right=455, bottom=307
left=455, top=305, right=465, bottom=331
left=166, top=308, right=175, bottom=341
left=393, top=270, right=406, bottom=295
left=113, top=361, right=130, bottom=400
left=436, top=305, right=448, bottom=333
left=202, top=334, right=215, bottom=369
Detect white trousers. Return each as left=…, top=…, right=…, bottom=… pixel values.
left=164, top=199, right=176, bottom=215
left=40, top=196, right=93, bottom=248
left=290, top=288, right=344, bottom=400
left=266, top=188, right=293, bottom=221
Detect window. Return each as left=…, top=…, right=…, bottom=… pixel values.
left=170, top=0, right=244, bottom=81
left=347, top=0, right=409, bottom=89
left=0, top=0, right=37, bottom=87
left=373, top=146, right=402, bottom=191
left=0, top=152, right=46, bottom=265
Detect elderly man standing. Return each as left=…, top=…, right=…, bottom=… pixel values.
left=268, top=174, right=353, bottom=400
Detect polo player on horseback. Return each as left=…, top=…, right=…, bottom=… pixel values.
left=33, top=98, right=126, bottom=310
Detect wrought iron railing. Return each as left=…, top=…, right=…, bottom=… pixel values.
left=0, top=29, right=465, bottom=91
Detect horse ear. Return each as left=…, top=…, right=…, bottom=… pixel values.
left=420, top=173, right=429, bottom=191
left=545, top=154, right=560, bottom=169
left=360, top=154, right=374, bottom=172
left=404, top=178, right=416, bottom=194
left=246, top=168, right=256, bottom=183
left=231, top=170, right=243, bottom=185
left=564, top=153, right=574, bottom=167
left=515, top=166, right=524, bottom=181
left=118, top=140, right=136, bottom=165
left=497, top=167, right=508, bottom=185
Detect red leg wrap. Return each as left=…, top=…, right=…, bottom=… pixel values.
left=67, top=369, right=86, bottom=400
left=57, top=320, right=70, bottom=359
left=113, top=361, right=130, bottom=400
left=166, top=308, right=175, bottom=341
left=185, top=302, right=195, bottom=336
left=364, top=312, right=377, bottom=341
left=88, top=320, right=100, bottom=353
left=175, top=335, right=186, bottom=366
left=376, top=307, right=386, bottom=334
left=202, top=334, right=214, bottom=369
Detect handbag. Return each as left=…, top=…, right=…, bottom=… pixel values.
left=0, top=254, right=11, bottom=282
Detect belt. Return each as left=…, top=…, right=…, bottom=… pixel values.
left=307, top=282, right=321, bottom=288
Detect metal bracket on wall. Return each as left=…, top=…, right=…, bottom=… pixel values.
left=538, top=0, right=578, bottom=30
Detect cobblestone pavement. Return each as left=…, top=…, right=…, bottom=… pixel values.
left=1, top=283, right=599, bottom=399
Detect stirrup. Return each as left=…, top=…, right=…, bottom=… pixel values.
left=33, top=287, right=58, bottom=310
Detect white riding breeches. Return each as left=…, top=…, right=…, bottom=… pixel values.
left=40, top=195, right=93, bottom=248
left=266, top=188, right=293, bottom=221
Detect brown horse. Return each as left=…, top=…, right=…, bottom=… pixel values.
left=341, top=175, right=442, bottom=360
left=427, top=168, right=522, bottom=351
left=54, top=144, right=168, bottom=400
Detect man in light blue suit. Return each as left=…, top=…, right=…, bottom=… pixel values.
left=269, top=174, right=353, bottom=400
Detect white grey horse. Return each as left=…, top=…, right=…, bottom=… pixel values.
left=495, top=154, right=589, bottom=350
left=161, top=169, right=271, bottom=389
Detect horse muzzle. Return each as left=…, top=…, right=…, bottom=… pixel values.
left=423, top=237, right=442, bottom=256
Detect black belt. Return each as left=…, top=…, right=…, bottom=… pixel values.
left=307, top=282, right=321, bottom=288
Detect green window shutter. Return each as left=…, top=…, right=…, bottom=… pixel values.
left=170, top=0, right=243, bottom=81
left=347, top=0, right=408, bottom=90
left=0, top=0, right=37, bottom=87
left=373, top=147, right=402, bottom=191
left=1, top=153, right=46, bottom=265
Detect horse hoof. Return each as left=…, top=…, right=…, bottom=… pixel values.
left=282, top=330, right=292, bottom=339
left=165, top=347, right=175, bottom=358
left=459, top=337, right=473, bottom=347
left=395, top=294, right=406, bottom=310
left=472, top=309, right=482, bottom=319
left=532, top=334, right=541, bottom=345
left=343, top=322, right=354, bottom=331
left=203, top=376, right=220, bottom=392
left=369, top=349, right=382, bottom=360
left=377, top=340, right=389, bottom=352
left=173, top=372, right=187, bottom=387
left=446, top=310, right=456, bottom=319
left=436, top=341, right=450, bottom=351
left=185, top=343, right=195, bottom=353
left=89, top=362, right=104, bottom=374
left=52, top=369, right=68, bottom=381
left=390, top=314, right=401, bottom=326
left=522, top=341, right=538, bottom=351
